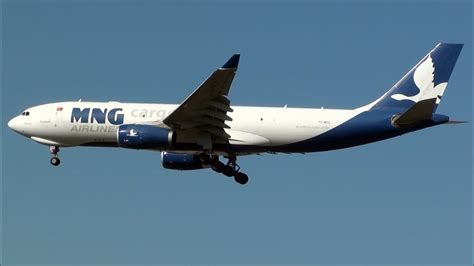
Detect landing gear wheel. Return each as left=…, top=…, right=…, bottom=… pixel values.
left=234, top=172, right=249, bottom=185
left=50, top=157, right=60, bottom=166
left=49, top=146, right=61, bottom=166
left=222, top=165, right=235, bottom=177
left=211, top=161, right=225, bottom=173
left=199, top=153, right=211, bottom=165
left=213, top=154, right=250, bottom=184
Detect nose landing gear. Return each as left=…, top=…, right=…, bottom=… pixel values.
left=49, top=146, right=60, bottom=166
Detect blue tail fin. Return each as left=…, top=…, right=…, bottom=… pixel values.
left=369, top=43, right=463, bottom=112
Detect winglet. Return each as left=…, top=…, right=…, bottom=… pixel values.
left=221, top=54, right=240, bottom=69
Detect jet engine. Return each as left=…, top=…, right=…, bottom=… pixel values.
left=117, top=124, right=175, bottom=149
left=161, top=151, right=205, bottom=170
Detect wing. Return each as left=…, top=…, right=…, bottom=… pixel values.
left=163, top=54, right=240, bottom=142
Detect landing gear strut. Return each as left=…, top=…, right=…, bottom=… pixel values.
left=49, top=146, right=60, bottom=166
left=205, top=153, right=249, bottom=185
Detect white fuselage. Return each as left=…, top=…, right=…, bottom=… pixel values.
left=8, top=101, right=361, bottom=153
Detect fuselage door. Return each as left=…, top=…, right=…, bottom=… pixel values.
left=40, top=105, right=53, bottom=122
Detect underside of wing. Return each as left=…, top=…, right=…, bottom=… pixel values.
left=163, top=55, right=240, bottom=144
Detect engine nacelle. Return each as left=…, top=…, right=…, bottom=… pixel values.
left=117, top=124, right=174, bottom=149
left=161, top=151, right=205, bottom=170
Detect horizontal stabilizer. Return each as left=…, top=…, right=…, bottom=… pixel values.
left=393, top=98, right=436, bottom=126
left=445, top=120, right=468, bottom=124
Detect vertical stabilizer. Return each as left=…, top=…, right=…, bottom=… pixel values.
left=368, top=43, right=463, bottom=112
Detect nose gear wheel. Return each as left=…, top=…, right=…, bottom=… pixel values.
left=49, top=146, right=61, bottom=166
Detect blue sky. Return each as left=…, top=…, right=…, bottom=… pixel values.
left=1, top=0, right=472, bottom=265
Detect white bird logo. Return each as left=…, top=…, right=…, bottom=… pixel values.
left=127, top=129, right=138, bottom=137
left=391, top=55, right=447, bottom=104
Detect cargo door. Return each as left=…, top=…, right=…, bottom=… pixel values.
left=40, top=105, right=53, bottom=122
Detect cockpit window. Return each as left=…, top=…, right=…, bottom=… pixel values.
left=21, top=111, right=30, bottom=116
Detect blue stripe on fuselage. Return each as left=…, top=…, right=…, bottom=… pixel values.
left=251, top=110, right=448, bottom=153
left=270, top=110, right=400, bottom=153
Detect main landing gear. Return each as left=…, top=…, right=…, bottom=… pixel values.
left=199, top=153, right=249, bottom=185
left=49, top=146, right=60, bottom=166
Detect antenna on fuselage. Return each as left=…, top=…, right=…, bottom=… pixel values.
left=78, top=99, right=82, bottom=102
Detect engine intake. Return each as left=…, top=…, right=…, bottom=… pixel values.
left=161, top=152, right=204, bottom=170
left=118, top=124, right=174, bottom=149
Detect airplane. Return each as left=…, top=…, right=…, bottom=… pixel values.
left=7, top=43, right=465, bottom=185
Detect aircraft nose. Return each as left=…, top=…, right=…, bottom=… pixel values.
left=8, top=117, right=18, bottom=132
